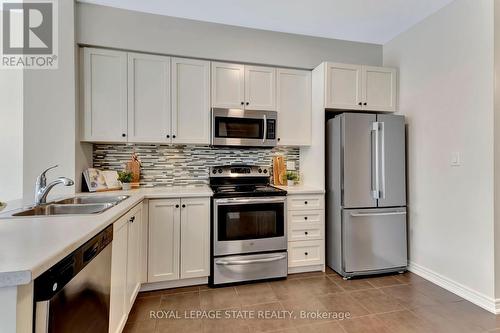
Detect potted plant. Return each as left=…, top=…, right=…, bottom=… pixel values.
left=285, top=171, right=299, bottom=187
left=118, top=171, right=134, bottom=190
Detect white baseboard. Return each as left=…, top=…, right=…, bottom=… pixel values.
left=288, top=264, right=325, bottom=275
left=408, top=261, right=498, bottom=314
left=140, top=277, right=208, bottom=292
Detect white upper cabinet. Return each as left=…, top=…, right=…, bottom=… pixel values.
left=82, top=48, right=127, bottom=142
left=276, top=68, right=311, bottom=146
left=325, top=63, right=362, bottom=110
left=180, top=198, right=210, bottom=279
left=212, top=62, right=276, bottom=111
left=211, top=62, right=245, bottom=109
left=148, top=199, right=180, bottom=283
left=127, top=53, right=171, bottom=143
left=172, top=58, right=211, bottom=145
left=325, top=63, right=398, bottom=112
left=363, top=66, right=397, bottom=112
left=245, top=65, right=276, bottom=110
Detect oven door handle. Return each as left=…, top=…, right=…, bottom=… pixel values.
left=215, top=197, right=286, bottom=205
left=215, top=254, right=287, bottom=266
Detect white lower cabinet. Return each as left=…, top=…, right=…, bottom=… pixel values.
left=148, top=197, right=210, bottom=283
left=148, top=199, right=180, bottom=282
left=180, top=198, right=210, bottom=279
left=109, top=203, right=143, bottom=333
left=287, top=193, right=325, bottom=273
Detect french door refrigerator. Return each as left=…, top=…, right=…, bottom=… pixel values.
left=326, top=113, right=407, bottom=278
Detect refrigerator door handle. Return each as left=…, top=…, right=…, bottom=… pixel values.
left=379, top=121, right=386, bottom=199
left=372, top=122, right=381, bottom=199
left=350, top=211, right=407, bottom=217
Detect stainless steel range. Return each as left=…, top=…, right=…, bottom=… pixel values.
left=209, top=165, right=288, bottom=286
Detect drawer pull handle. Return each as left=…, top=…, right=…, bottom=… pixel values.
left=215, top=254, right=286, bottom=265
left=304, top=216, right=308, bottom=220
left=305, top=252, right=309, bottom=256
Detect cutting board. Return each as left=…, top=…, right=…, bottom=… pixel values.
left=272, top=156, right=287, bottom=186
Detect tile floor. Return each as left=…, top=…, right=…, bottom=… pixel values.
left=124, top=268, right=500, bottom=333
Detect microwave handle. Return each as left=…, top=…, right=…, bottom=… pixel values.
left=262, top=115, right=267, bottom=143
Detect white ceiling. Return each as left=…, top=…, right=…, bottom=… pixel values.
left=78, top=0, right=455, bottom=44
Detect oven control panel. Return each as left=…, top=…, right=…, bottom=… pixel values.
left=210, top=165, right=269, bottom=178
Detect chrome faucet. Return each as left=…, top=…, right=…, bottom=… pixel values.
left=34, top=165, right=74, bottom=205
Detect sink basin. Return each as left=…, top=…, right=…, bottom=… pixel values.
left=12, top=203, right=114, bottom=217
left=55, top=195, right=129, bottom=205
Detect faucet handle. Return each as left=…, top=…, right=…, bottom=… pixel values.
left=37, top=165, right=59, bottom=185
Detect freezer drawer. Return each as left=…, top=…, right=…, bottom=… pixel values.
left=342, top=208, right=407, bottom=273
left=213, top=252, right=287, bottom=285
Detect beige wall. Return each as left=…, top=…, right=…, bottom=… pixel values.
left=76, top=2, right=383, bottom=69
left=384, top=0, right=495, bottom=307
left=22, top=0, right=76, bottom=202
left=494, top=0, right=500, bottom=300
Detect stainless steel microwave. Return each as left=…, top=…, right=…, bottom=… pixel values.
left=211, top=108, right=277, bottom=147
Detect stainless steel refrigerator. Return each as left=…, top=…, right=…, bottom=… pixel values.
left=326, top=113, right=407, bottom=278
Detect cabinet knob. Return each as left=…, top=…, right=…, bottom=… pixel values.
left=129, top=216, right=135, bottom=223
left=241, top=102, right=244, bottom=105
left=175, top=204, right=179, bottom=208
left=246, top=102, right=249, bottom=105
left=304, top=216, right=308, bottom=220
left=358, top=102, right=362, bottom=106
left=305, top=252, right=308, bottom=256
left=364, top=102, right=367, bottom=106
left=182, top=204, right=186, bottom=208
left=166, top=134, right=170, bottom=138
left=304, top=201, right=308, bottom=205
left=304, top=231, right=308, bottom=235
left=172, top=135, right=176, bottom=139
left=277, top=138, right=281, bottom=142
left=122, top=133, right=126, bottom=137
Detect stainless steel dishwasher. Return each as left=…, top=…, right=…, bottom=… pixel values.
left=34, top=225, right=113, bottom=333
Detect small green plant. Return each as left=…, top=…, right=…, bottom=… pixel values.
left=285, top=171, right=299, bottom=181
left=118, top=171, right=133, bottom=183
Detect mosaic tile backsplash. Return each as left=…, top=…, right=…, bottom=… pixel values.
left=93, top=144, right=300, bottom=187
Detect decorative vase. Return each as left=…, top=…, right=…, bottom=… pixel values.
left=122, top=183, right=132, bottom=190
left=287, top=180, right=295, bottom=187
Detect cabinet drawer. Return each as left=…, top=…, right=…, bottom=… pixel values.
left=289, top=223, right=323, bottom=241
left=288, top=195, right=324, bottom=210
left=288, top=240, right=323, bottom=267
left=288, top=210, right=323, bottom=226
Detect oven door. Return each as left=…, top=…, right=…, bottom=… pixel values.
left=213, top=197, right=287, bottom=256
left=212, top=108, right=277, bottom=147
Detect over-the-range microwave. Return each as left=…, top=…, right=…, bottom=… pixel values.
left=211, top=108, right=277, bottom=147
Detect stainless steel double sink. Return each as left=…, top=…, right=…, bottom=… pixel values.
left=7, top=195, right=129, bottom=217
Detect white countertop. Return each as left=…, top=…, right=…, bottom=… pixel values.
left=276, top=185, right=325, bottom=195
left=0, top=186, right=212, bottom=288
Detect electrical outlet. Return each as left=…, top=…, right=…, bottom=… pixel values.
left=451, top=152, right=461, bottom=167
left=286, top=161, right=296, bottom=170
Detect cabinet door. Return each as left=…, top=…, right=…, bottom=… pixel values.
left=82, top=48, right=127, bottom=142
left=126, top=205, right=142, bottom=311
left=148, top=199, right=180, bottom=282
left=276, top=68, right=311, bottom=146
left=128, top=53, right=171, bottom=143
left=109, top=216, right=128, bottom=333
left=211, top=62, right=245, bottom=108
left=180, top=198, right=210, bottom=279
left=245, top=65, right=276, bottom=111
left=325, top=63, right=362, bottom=110
left=362, top=66, right=397, bottom=112
left=172, top=58, right=210, bottom=144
